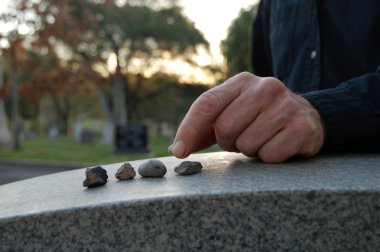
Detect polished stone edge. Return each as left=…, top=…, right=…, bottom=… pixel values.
left=0, top=188, right=375, bottom=222
left=1, top=190, right=379, bottom=251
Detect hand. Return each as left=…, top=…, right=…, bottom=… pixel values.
left=169, top=72, right=325, bottom=163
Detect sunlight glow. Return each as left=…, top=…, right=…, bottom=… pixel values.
left=164, top=59, right=215, bottom=84
left=191, top=45, right=213, bottom=67
left=0, top=38, right=9, bottom=48
left=181, top=0, right=259, bottom=64
left=17, top=23, right=31, bottom=35
left=107, top=53, right=118, bottom=73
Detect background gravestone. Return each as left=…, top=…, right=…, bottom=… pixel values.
left=80, top=129, right=95, bottom=144
left=114, top=123, right=149, bottom=153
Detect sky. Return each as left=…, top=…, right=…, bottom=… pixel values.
left=181, top=0, right=259, bottom=63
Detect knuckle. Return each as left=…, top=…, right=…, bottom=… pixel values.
left=236, top=71, right=255, bottom=81
left=236, top=137, right=255, bottom=155
left=192, top=90, right=223, bottom=116
left=257, top=148, right=274, bottom=163
left=216, top=140, right=235, bottom=152
left=214, top=118, right=235, bottom=139
left=231, top=72, right=257, bottom=88
left=282, top=94, right=296, bottom=106
left=294, top=117, right=315, bottom=135
left=258, top=147, right=288, bottom=164
left=259, top=77, right=286, bottom=96
left=263, top=76, right=282, bottom=85
left=281, top=96, right=299, bottom=114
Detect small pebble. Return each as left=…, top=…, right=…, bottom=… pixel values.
left=83, top=166, right=108, bottom=188
left=174, top=161, right=203, bottom=175
left=115, top=162, right=136, bottom=180
left=138, top=159, right=167, bottom=178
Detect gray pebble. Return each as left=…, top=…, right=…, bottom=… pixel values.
left=138, top=159, right=167, bottom=178
left=83, top=166, right=108, bottom=188
left=115, top=162, right=136, bottom=180
left=174, top=161, right=203, bottom=175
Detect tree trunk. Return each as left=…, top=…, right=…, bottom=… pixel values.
left=49, top=91, right=70, bottom=135
left=11, top=67, right=20, bottom=150
left=112, top=65, right=127, bottom=126
left=0, top=60, right=12, bottom=148
left=97, top=86, right=115, bottom=144
left=104, top=31, right=128, bottom=126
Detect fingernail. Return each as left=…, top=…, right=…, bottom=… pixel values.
left=168, top=144, right=173, bottom=154
left=169, top=141, right=186, bottom=158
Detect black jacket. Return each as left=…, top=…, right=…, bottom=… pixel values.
left=251, top=0, right=380, bottom=152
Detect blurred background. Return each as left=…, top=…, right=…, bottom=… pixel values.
left=0, top=0, right=259, bottom=184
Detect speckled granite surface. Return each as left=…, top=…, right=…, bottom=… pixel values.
left=0, top=152, right=379, bottom=251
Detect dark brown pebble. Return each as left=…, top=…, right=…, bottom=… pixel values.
left=83, top=166, right=108, bottom=188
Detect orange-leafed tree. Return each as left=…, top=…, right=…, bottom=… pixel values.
left=5, top=0, right=210, bottom=142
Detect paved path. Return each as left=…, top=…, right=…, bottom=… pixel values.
left=0, top=159, right=83, bottom=185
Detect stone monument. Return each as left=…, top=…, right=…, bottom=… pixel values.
left=0, top=152, right=379, bottom=251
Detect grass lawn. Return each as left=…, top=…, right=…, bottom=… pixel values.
left=0, top=135, right=173, bottom=166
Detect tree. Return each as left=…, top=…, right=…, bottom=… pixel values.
left=136, top=73, right=209, bottom=136
left=221, top=4, right=258, bottom=78
left=23, top=53, right=101, bottom=134
left=6, top=0, right=210, bottom=142
left=29, top=0, right=208, bottom=120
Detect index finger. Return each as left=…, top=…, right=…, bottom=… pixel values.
left=170, top=74, right=249, bottom=158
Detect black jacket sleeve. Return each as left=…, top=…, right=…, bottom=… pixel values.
left=302, top=68, right=380, bottom=152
